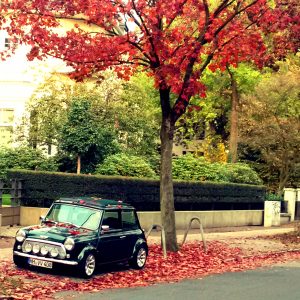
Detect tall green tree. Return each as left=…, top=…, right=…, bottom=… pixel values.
left=60, top=98, right=119, bottom=174
left=239, top=57, right=300, bottom=193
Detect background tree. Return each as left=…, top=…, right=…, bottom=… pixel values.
left=1, top=0, right=294, bottom=251
left=19, top=71, right=160, bottom=162
left=239, top=56, right=300, bottom=193
left=175, top=64, right=261, bottom=162
left=60, top=98, right=119, bottom=174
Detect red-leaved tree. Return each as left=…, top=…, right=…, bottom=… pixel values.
left=0, top=0, right=294, bottom=251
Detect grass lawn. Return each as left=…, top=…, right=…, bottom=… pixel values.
left=1, top=194, right=11, bottom=205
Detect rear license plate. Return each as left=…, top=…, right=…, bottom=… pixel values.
left=28, top=258, right=53, bottom=269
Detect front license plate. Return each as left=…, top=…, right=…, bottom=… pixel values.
left=28, top=258, right=53, bottom=269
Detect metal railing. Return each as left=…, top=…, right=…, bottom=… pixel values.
left=145, top=224, right=167, bottom=258
left=181, top=217, right=207, bottom=252
left=0, top=179, right=23, bottom=207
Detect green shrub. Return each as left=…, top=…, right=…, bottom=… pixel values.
left=224, top=163, right=263, bottom=185
left=0, top=147, right=58, bottom=179
left=265, top=193, right=283, bottom=201
left=172, top=154, right=262, bottom=185
left=94, top=153, right=157, bottom=179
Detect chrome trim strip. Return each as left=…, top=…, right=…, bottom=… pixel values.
left=25, top=238, right=64, bottom=247
left=13, top=251, right=78, bottom=266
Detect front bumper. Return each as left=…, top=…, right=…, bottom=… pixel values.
left=13, top=251, right=78, bottom=266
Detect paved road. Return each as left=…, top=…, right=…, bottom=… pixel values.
left=64, top=261, right=300, bottom=300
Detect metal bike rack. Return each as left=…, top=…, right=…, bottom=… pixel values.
left=145, top=224, right=167, bottom=258
left=181, top=217, right=207, bottom=252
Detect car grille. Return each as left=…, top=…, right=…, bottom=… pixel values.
left=21, top=238, right=67, bottom=259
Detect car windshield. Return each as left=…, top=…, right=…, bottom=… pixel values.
left=45, top=203, right=103, bottom=231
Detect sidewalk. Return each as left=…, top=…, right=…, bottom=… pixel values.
left=0, top=224, right=296, bottom=240
left=146, top=225, right=295, bottom=244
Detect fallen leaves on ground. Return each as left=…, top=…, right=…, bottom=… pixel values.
left=1, top=241, right=300, bottom=300
left=264, top=231, right=300, bottom=245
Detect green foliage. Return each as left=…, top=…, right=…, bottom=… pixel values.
left=0, top=147, right=58, bottom=179
left=175, top=63, right=262, bottom=145
left=224, top=163, right=263, bottom=185
left=172, top=154, right=262, bottom=185
left=239, top=55, right=300, bottom=192
left=117, top=73, right=160, bottom=157
left=1, top=194, right=11, bottom=205
left=7, top=170, right=266, bottom=209
left=265, top=193, right=283, bottom=201
left=20, top=71, right=160, bottom=164
left=94, top=153, right=157, bottom=179
left=59, top=97, right=120, bottom=173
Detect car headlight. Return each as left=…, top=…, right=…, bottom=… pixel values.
left=24, top=243, right=32, bottom=253
left=40, top=245, right=49, bottom=256
left=16, top=229, right=26, bottom=242
left=50, top=248, right=59, bottom=258
left=32, top=244, right=40, bottom=254
left=64, top=237, right=75, bottom=251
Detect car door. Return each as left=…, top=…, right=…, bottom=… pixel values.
left=121, top=209, right=142, bottom=259
left=97, top=210, right=127, bottom=263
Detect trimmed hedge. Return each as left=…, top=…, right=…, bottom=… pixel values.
left=7, top=170, right=266, bottom=210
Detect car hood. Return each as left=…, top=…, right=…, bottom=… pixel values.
left=24, top=224, right=96, bottom=243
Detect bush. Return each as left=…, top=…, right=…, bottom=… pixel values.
left=172, top=154, right=262, bottom=185
left=265, top=193, right=283, bottom=201
left=94, top=153, right=157, bottom=179
left=0, top=147, right=58, bottom=179
left=224, top=163, right=263, bottom=185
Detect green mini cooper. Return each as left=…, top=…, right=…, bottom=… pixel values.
left=13, top=197, right=148, bottom=278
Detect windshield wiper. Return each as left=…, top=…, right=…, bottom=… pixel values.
left=59, top=221, right=81, bottom=229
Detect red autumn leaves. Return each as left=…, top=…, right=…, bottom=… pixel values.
left=1, top=241, right=300, bottom=300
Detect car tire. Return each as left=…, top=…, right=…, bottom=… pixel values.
left=78, top=253, right=96, bottom=278
left=129, top=245, right=147, bottom=269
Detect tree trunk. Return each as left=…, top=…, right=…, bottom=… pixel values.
left=77, top=155, right=81, bottom=174
left=159, top=88, right=178, bottom=252
left=227, top=67, right=239, bottom=163
left=277, top=152, right=292, bottom=194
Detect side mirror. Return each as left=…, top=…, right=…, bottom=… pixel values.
left=40, top=215, right=45, bottom=223
left=101, top=225, right=109, bottom=233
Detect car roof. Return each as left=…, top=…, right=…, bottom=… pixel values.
left=55, top=196, right=134, bottom=210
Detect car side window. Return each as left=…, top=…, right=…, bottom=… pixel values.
left=122, top=210, right=139, bottom=230
left=102, top=211, right=122, bottom=230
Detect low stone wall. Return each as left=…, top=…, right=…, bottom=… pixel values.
left=0, top=206, right=20, bottom=226
left=138, top=210, right=263, bottom=229
left=20, top=206, right=263, bottom=229
left=20, top=206, right=49, bottom=226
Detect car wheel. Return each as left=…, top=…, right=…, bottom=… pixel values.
left=129, top=245, right=147, bottom=269
left=79, top=253, right=96, bottom=278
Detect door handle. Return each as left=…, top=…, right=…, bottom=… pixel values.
left=120, top=235, right=126, bottom=239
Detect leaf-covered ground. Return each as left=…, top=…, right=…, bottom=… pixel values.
left=1, top=241, right=300, bottom=300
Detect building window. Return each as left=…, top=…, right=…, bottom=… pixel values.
left=0, top=126, right=13, bottom=146
left=0, top=108, right=14, bottom=124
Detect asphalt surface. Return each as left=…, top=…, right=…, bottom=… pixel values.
left=62, top=261, right=300, bottom=300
